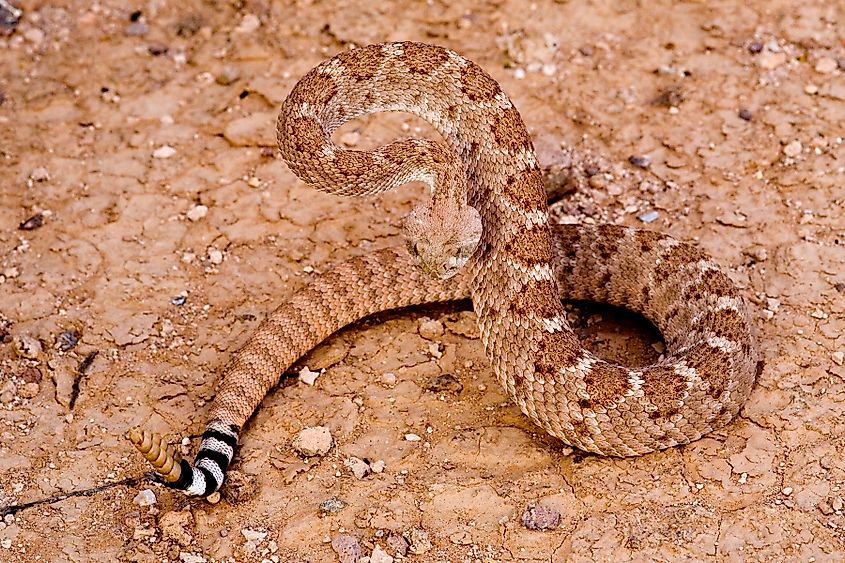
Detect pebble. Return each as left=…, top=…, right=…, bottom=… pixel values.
left=832, top=351, right=843, bottom=366
left=344, top=457, right=369, bottom=479
left=638, top=210, right=659, bottom=223
left=125, top=22, right=149, bottom=36
left=207, top=248, right=224, bottom=265
left=381, top=372, right=397, bottom=386
left=424, top=373, right=463, bottom=394
left=331, top=534, right=361, bottom=563
left=370, top=459, right=385, bottom=473
left=407, top=529, right=432, bottom=554
left=186, top=204, right=208, bottom=221
left=241, top=528, right=267, bottom=543
left=782, top=487, right=793, bottom=496
left=319, top=496, right=347, bottom=514
left=747, top=41, right=763, bottom=54
left=3, top=267, right=18, bottom=279
left=628, top=155, right=650, bottom=168
left=298, top=366, right=320, bottom=385
left=418, top=317, right=444, bottom=340
left=386, top=533, right=409, bottom=557
left=171, top=294, right=187, bottom=306
left=738, top=108, right=753, bottom=121
left=18, top=382, right=39, bottom=399
left=56, top=330, right=79, bottom=352
left=153, top=145, right=177, bottom=159
left=404, top=433, right=422, bottom=442
left=19, top=212, right=44, bottom=230
left=179, top=554, right=206, bottom=563
left=815, top=57, right=838, bottom=74
left=521, top=502, right=561, bottom=530
left=215, top=66, right=240, bottom=86
left=133, top=489, right=157, bottom=507
left=53, top=364, right=75, bottom=408
left=0, top=381, right=16, bottom=404
left=23, top=28, right=44, bottom=45
left=234, top=13, right=260, bottom=34
left=21, top=367, right=41, bottom=383
left=783, top=140, right=802, bottom=157
left=292, top=426, right=333, bottom=456
left=804, top=84, right=819, bottom=95
left=14, top=335, right=42, bottom=359
left=205, top=491, right=221, bottom=504
left=30, top=167, right=50, bottom=182
left=370, top=545, right=394, bottom=563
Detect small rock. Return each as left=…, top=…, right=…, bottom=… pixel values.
left=331, top=534, right=361, bottom=563
left=805, top=84, right=819, bottom=95
left=2, top=267, right=18, bottom=279
left=153, top=145, right=177, bottom=159
left=738, top=108, right=753, bottom=121
left=56, top=330, right=79, bottom=352
left=234, top=13, right=260, bottom=34
left=298, top=366, right=320, bottom=386
left=521, top=502, right=561, bottom=530
left=747, top=41, right=763, bottom=54
left=21, top=366, right=41, bottom=383
left=207, top=248, right=224, bottom=265
left=758, top=51, right=786, bottom=69
left=221, top=470, right=259, bottom=504
left=205, top=492, right=221, bottom=504
left=638, top=210, right=659, bottom=223
left=387, top=532, right=409, bottom=557
left=215, top=66, right=240, bottom=85
left=783, top=140, right=802, bottom=157
left=23, top=28, right=44, bottom=45
left=815, top=57, right=838, bottom=74
left=424, top=373, right=463, bottom=394
left=0, top=381, right=16, bottom=404
left=832, top=351, right=843, bottom=366
left=30, top=167, right=50, bottom=182
left=18, top=382, right=39, bottom=399
left=370, top=460, right=385, bottom=474
left=19, top=212, right=44, bottom=230
left=344, top=457, right=369, bottom=479
left=52, top=364, right=75, bottom=409
left=14, top=335, right=42, bottom=359
left=292, top=426, right=333, bottom=456
left=628, top=155, right=650, bottom=168
left=406, top=528, right=432, bottom=555
left=319, top=496, right=347, bottom=514
left=133, top=489, right=157, bottom=507
left=160, top=510, right=194, bottom=546
left=125, top=22, right=149, bottom=36
left=171, top=294, right=187, bottom=306
left=186, top=204, right=208, bottom=221
left=418, top=317, right=444, bottom=340
left=381, top=372, right=397, bottom=386
left=782, top=486, right=793, bottom=496
left=370, top=544, right=394, bottom=563
left=179, top=553, right=206, bottom=563
left=241, top=528, right=267, bottom=543
left=404, top=433, right=422, bottom=442
left=743, top=245, right=768, bottom=262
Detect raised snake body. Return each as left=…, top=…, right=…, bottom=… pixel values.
left=131, top=42, right=757, bottom=496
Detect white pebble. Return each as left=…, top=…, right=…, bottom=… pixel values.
left=133, top=489, right=157, bottom=507
left=815, top=57, right=838, bottom=74
left=832, top=351, right=843, bottom=366
left=207, top=248, right=224, bottom=265
left=298, top=366, right=320, bottom=386
left=234, top=13, right=261, bottom=34
left=783, top=140, right=802, bottom=157
left=782, top=486, right=793, bottom=496
left=186, top=205, right=208, bottom=221
left=24, top=28, right=45, bottom=45
left=370, top=460, right=385, bottom=473
left=404, top=433, right=422, bottom=442
left=370, top=545, right=394, bottom=563
left=153, top=145, right=177, bottom=159
left=241, top=528, right=267, bottom=543
left=292, top=426, right=333, bottom=456
left=381, top=372, right=396, bottom=386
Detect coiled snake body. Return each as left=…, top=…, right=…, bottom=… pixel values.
left=131, top=42, right=757, bottom=496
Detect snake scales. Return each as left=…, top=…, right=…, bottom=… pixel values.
left=130, top=42, right=757, bottom=496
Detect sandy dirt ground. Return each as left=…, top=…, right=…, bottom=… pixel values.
left=1, top=0, right=844, bottom=561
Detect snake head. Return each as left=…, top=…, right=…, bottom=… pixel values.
left=404, top=203, right=482, bottom=279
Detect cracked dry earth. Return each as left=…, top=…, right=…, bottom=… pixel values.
left=1, top=0, right=844, bottom=562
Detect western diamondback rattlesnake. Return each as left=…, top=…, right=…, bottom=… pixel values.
left=130, top=42, right=758, bottom=496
